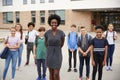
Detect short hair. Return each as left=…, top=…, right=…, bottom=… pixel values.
left=71, top=24, right=76, bottom=28
left=95, top=25, right=104, bottom=31
left=48, top=14, right=61, bottom=26
left=27, top=22, right=35, bottom=27
left=80, top=26, right=85, bottom=29
left=38, top=27, right=46, bottom=32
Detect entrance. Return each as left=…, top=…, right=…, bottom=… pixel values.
left=93, top=11, right=120, bottom=31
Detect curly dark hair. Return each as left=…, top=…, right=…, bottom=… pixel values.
left=48, top=14, right=61, bottom=27
left=95, top=25, right=104, bottom=31
left=27, top=22, right=35, bottom=27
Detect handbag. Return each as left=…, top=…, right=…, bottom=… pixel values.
left=0, top=47, right=9, bottom=59
left=25, top=31, right=29, bottom=44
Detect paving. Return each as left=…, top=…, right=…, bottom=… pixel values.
left=0, top=30, right=120, bottom=80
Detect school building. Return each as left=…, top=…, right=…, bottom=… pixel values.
left=0, top=0, right=120, bottom=31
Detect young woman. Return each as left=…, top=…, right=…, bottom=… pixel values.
left=15, top=24, right=24, bottom=70
left=44, top=14, right=65, bottom=80
left=103, top=23, right=117, bottom=71
left=2, top=27, right=20, bottom=80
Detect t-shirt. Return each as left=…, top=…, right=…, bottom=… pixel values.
left=25, top=30, right=38, bottom=43
left=15, top=32, right=25, bottom=43
left=77, top=34, right=92, bottom=56
left=5, top=35, right=20, bottom=51
left=91, top=37, right=108, bottom=56
left=34, top=36, right=46, bottom=59
left=103, top=31, right=117, bottom=45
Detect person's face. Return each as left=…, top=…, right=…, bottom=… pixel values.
left=80, top=28, right=87, bottom=35
left=96, top=29, right=103, bottom=38
left=108, top=24, right=114, bottom=32
left=50, top=19, right=58, bottom=30
left=39, top=31, right=45, bottom=37
left=71, top=27, right=76, bottom=32
left=28, top=25, right=34, bottom=31
left=10, top=28, right=16, bottom=36
left=15, top=25, right=21, bottom=31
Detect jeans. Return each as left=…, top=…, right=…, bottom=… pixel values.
left=3, top=50, right=18, bottom=79
left=79, top=56, right=90, bottom=78
left=92, top=54, right=104, bottom=80
left=17, top=44, right=23, bottom=67
left=68, top=49, right=77, bottom=69
left=106, top=44, right=115, bottom=66
left=36, top=59, right=46, bottom=78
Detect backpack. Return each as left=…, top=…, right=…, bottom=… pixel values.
left=79, top=34, right=91, bottom=41
left=35, top=36, right=39, bottom=47
left=68, top=32, right=78, bottom=40
left=105, top=30, right=115, bottom=41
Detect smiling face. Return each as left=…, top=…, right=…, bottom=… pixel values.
left=50, top=19, right=58, bottom=30
left=108, top=24, right=114, bottom=32
left=96, top=28, right=103, bottom=38
left=10, top=28, right=16, bottom=36
left=15, top=24, right=21, bottom=31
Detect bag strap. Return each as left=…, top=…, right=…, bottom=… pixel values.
left=35, top=36, right=38, bottom=47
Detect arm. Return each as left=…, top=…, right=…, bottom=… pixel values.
left=33, top=45, right=36, bottom=59
left=102, top=45, right=108, bottom=66
left=8, top=42, right=20, bottom=49
left=61, top=37, right=65, bottom=47
left=90, top=45, right=95, bottom=66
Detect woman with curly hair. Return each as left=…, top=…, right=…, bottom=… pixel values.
left=44, top=14, right=65, bottom=80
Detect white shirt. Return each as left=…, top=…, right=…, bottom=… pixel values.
left=15, top=32, right=25, bottom=43
left=25, top=30, right=38, bottom=43
left=5, top=35, right=20, bottom=51
left=103, top=31, right=117, bottom=45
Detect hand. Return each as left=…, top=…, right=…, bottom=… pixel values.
left=83, top=52, right=87, bottom=57
left=70, top=49, right=74, bottom=52
left=92, top=60, right=95, bottom=66
left=34, top=54, right=36, bottom=59
left=5, top=44, right=9, bottom=47
left=102, top=60, right=106, bottom=66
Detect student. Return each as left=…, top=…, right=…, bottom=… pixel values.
left=91, top=26, right=108, bottom=80
left=77, top=26, right=92, bottom=80
left=2, top=27, right=20, bottom=80
left=33, top=27, right=47, bottom=80
left=44, top=14, right=65, bottom=80
left=67, top=24, right=78, bottom=72
left=25, top=22, right=38, bottom=65
left=15, top=24, right=24, bottom=70
left=103, top=23, right=117, bottom=71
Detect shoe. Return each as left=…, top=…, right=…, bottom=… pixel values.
left=109, top=66, right=113, bottom=71
left=67, top=68, right=71, bottom=72
left=74, top=68, right=77, bottom=72
left=42, top=77, right=46, bottom=80
left=24, top=62, right=29, bottom=66
left=78, top=77, right=82, bottom=80
left=106, top=66, right=109, bottom=71
left=36, top=77, right=41, bottom=80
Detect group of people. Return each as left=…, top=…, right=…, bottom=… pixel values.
left=67, top=23, right=117, bottom=80
left=1, top=14, right=117, bottom=80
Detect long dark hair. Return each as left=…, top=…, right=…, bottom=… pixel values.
left=15, top=24, right=23, bottom=39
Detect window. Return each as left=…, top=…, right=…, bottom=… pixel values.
left=40, top=0, right=45, bottom=3
left=49, top=10, right=65, bottom=25
left=16, top=12, right=20, bottom=23
left=23, top=0, right=27, bottom=4
left=31, top=11, right=36, bottom=23
left=49, top=0, right=54, bottom=3
left=2, top=0, right=12, bottom=6
left=3, top=12, right=13, bottom=24
left=40, top=11, right=45, bottom=24
left=31, top=0, right=35, bottom=4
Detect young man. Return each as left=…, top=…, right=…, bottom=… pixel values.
left=91, top=26, right=108, bottom=80
left=77, top=26, right=92, bottom=80
left=33, top=27, right=46, bottom=80
left=25, top=22, right=38, bottom=65
left=67, top=24, right=78, bottom=72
